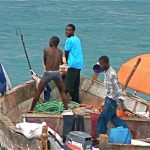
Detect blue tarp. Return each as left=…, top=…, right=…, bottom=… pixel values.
left=44, top=84, right=51, bottom=101
left=0, top=64, right=7, bottom=95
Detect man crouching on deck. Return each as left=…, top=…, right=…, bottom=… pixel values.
left=30, top=36, right=68, bottom=111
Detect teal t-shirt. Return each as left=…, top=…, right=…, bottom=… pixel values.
left=65, top=36, right=83, bottom=69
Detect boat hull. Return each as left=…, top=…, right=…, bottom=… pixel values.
left=102, top=144, right=150, bottom=150
left=0, top=77, right=149, bottom=149
left=25, top=113, right=150, bottom=139
left=0, top=80, right=40, bottom=149
left=0, top=118, right=40, bottom=149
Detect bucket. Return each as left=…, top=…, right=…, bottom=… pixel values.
left=91, top=113, right=99, bottom=139
left=109, top=127, right=132, bottom=144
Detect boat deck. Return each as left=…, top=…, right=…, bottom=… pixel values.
left=25, top=112, right=150, bottom=139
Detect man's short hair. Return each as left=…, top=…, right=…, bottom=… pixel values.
left=99, top=55, right=109, bottom=64
left=50, top=36, right=60, bottom=46
left=67, top=24, right=76, bottom=31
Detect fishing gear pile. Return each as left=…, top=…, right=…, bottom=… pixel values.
left=34, top=100, right=79, bottom=114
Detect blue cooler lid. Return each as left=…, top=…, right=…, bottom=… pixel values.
left=109, top=127, right=132, bottom=144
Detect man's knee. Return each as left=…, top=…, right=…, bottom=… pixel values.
left=65, top=89, right=72, bottom=94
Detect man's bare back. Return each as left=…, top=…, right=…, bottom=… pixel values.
left=44, top=47, right=63, bottom=71
left=30, top=36, right=68, bottom=111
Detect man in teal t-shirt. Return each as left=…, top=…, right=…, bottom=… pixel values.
left=65, top=24, right=83, bottom=103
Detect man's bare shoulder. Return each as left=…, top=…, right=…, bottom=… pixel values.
left=44, top=47, right=53, bottom=52
left=44, top=47, right=54, bottom=55
left=58, top=48, right=63, bottom=55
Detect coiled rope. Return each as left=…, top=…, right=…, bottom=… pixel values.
left=34, top=100, right=79, bottom=114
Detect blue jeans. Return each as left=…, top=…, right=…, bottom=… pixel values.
left=96, top=97, right=128, bottom=134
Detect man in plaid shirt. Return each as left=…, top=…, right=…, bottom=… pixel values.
left=92, top=55, right=128, bottom=139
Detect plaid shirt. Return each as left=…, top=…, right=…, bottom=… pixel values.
left=104, top=66, right=124, bottom=101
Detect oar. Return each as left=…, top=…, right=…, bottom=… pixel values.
left=16, top=28, right=35, bottom=75
left=123, top=57, right=141, bottom=91
left=121, top=58, right=142, bottom=116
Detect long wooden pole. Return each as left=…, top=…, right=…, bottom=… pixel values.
left=16, top=28, right=33, bottom=75
left=123, top=57, right=141, bottom=91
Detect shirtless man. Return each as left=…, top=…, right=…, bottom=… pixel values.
left=30, top=36, right=68, bottom=111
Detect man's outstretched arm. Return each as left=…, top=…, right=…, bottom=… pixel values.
left=111, top=73, right=127, bottom=110
left=92, top=72, right=99, bottom=80
left=65, top=51, right=69, bottom=64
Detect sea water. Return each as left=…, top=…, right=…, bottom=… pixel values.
left=0, top=0, right=150, bottom=99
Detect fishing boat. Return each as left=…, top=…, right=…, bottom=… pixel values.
left=0, top=31, right=149, bottom=149
left=0, top=76, right=150, bottom=149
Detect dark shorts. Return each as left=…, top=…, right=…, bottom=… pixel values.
left=65, top=68, right=80, bottom=103
left=41, top=71, right=62, bottom=84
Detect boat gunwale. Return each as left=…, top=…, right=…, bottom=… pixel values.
left=82, top=77, right=150, bottom=105
left=24, top=112, right=150, bottom=122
